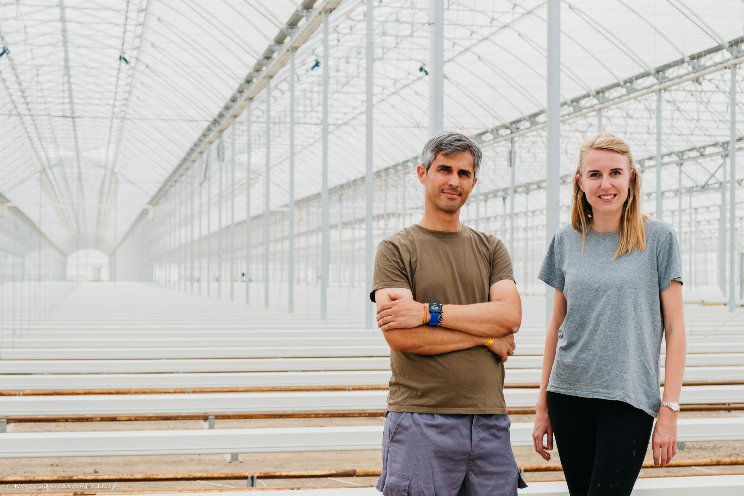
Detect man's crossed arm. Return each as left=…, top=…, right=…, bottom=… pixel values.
left=374, top=279, right=521, bottom=360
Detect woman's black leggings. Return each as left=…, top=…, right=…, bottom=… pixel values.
left=547, top=392, right=654, bottom=496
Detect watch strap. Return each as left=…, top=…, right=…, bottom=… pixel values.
left=427, top=302, right=442, bottom=326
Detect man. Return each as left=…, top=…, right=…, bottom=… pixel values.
left=371, top=131, right=524, bottom=495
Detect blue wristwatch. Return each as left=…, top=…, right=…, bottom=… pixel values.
left=427, top=302, right=443, bottom=326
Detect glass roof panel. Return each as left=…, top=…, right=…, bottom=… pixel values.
left=0, top=0, right=742, bottom=253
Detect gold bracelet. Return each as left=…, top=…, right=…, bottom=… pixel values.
left=485, top=337, right=494, bottom=346
left=422, top=303, right=428, bottom=325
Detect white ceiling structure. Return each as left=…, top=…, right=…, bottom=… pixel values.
left=0, top=0, right=742, bottom=255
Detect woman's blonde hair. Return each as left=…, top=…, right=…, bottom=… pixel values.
left=571, top=133, right=646, bottom=258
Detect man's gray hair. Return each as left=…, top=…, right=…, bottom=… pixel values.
left=420, top=130, right=482, bottom=176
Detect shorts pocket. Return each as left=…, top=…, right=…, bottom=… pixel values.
left=387, top=411, right=408, bottom=441
left=382, top=471, right=411, bottom=496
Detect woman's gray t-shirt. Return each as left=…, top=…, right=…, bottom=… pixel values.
left=538, top=219, right=683, bottom=417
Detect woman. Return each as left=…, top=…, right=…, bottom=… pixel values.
left=532, top=133, right=686, bottom=496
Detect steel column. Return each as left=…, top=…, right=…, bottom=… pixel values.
left=180, top=177, right=185, bottom=292
left=264, top=79, right=272, bottom=308
left=678, top=164, right=682, bottom=241
left=720, top=160, right=727, bottom=295
left=230, top=123, right=236, bottom=302
left=189, top=159, right=195, bottom=294
left=365, top=0, right=375, bottom=328
left=289, top=51, right=296, bottom=315
left=729, top=63, right=738, bottom=311
left=218, top=134, right=224, bottom=299
left=206, top=151, right=212, bottom=297
left=198, top=157, right=203, bottom=296
left=509, top=138, right=516, bottom=256
left=545, top=0, right=560, bottom=321
left=245, top=102, right=252, bottom=305
left=656, top=90, right=663, bottom=220
left=428, top=0, right=444, bottom=135
left=320, top=10, right=330, bottom=320
left=688, top=191, right=693, bottom=287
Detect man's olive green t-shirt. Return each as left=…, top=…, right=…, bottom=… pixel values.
left=370, top=224, right=514, bottom=414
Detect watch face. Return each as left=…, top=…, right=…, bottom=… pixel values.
left=430, top=302, right=442, bottom=313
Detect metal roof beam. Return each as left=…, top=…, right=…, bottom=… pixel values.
left=59, top=0, right=87, bottom=235
left=145, top=0, right=342, bottom=207
left=279, top=37, right=744, bottom=209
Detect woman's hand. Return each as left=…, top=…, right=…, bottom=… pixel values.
left=652, top=408, right=678, bottom=467
left=532, top=403, right=554, bottom=461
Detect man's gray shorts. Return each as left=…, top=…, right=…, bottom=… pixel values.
left=377, top=412, right=523, bottom=496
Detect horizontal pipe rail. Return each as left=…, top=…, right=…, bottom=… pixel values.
left=5, top=458, right=744, bottom=483
left=2, top=353, right=744, bottom=376
left=1, top=386, right=744, bottom=417
left=1, top=418, right=743, bottom=458
left=5, top=403, right=744, bottom=424
left=3, top=366, right=744, bottom=393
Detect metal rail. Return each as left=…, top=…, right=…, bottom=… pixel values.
left=1, top=418, right=743, bottom=458
left=2, top=387, right=744, bottom=417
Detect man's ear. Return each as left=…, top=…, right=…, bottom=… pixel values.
left=417, top=164, right=427, bottom=185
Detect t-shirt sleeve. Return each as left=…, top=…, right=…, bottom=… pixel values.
left=490, top=238, right=515, bottom=285
left=657, top=226, right=683, bottom=291
left=538, top=232, right=564, bottom=291
left=370, top=239, right=410, bottom=302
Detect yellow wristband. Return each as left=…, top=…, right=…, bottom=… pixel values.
left=422, top=303, right=428, bottom=325
left=485, top=337, right=494, bottom=346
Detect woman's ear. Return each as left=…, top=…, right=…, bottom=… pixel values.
left=575, top=173, right=584, bottom=192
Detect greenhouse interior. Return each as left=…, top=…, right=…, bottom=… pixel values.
left=0, top=0, right=743, bottom=494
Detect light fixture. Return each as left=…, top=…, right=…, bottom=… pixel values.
left=419, top=64, right=429, bottom=76
left=0, top=46, right=9, bottom=59
left=311, top=58, right=321, bottom=70
left=119, top=54, right=129, bottom=65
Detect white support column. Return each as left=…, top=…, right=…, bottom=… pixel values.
left=111, top=174, right=117, bottom=284
left=729, top=63, right=738, bottom=311
left=217, top=134, right=224, bottom=300
left=677, top=163, right=682, bottom=239
left=720, top=158, right=727, bottom=295
left=365, top=0, right=375, bottom=329
left=245, top=102, right=252, bottom=305
left=163, top=193, right=169, bottom=288
left=509, top=138, right=516, bottom=256
left=545, top=0, right=560, bottom=322
left=180, top=177, right=186, bottom=292
left=198, top=157, right=203, bottom=296
left=289, top=51, right=296, bottom=315
left=190, top=161, right=195, bottom=293
left=428, top=0, right=444, bottom=135
left=169, top=192, right=175, bottom=290
left=320, top=10, right=331, bottom=320
left=175, top=179, right=181, bottom=291
left=656, top=90, right=663, bottom=221
left=264, top=79, right=272, bottom=309
left=206, top=151, right=212, bottom=298
left=175, top=181, right=180, bottom=291
left=688, top=191, right=693, bottom=287
left=501, top=197, right=507, bottom=242
left=230, top=123, right=236, bottom=302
